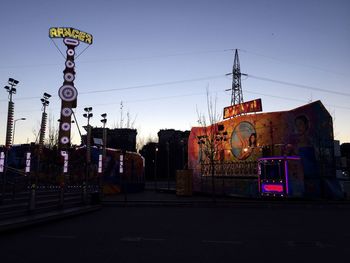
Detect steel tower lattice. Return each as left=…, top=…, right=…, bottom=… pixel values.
left=231, top=49, right=244, bottom=106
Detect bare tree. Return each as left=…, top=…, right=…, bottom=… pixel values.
left=113, top=101, right=137, bottom=129
left=135, top=129, right=156, bottom=152
left=196, top=90, right=223, bottom=201
left=32, top=120, right=41, bottom=143
left=46, top=112, right=59, bottom=148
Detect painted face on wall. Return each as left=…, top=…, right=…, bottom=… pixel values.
left=231, top=121, right=256, bottom=160
left=294, top=115, right=309, bottom=135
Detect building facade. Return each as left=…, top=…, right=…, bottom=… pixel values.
left=188, top=101, right=342, bottom=198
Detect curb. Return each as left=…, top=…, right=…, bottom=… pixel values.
left=0, top=205, right=101, bottom=233
left=102, top=199, right=350, bottom=208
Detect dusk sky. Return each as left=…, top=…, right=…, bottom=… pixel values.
left=1, top=0, right=349, bottom=146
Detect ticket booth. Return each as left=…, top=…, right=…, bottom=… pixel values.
left=258, top=156, right=304, bottom=198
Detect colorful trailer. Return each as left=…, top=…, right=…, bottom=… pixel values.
left=258, top=156, right=304, bottom=197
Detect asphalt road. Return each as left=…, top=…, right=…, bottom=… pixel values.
left=1, top=205, right=350, bottom=263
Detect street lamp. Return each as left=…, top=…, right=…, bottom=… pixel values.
left=12, top=118, right=26, bottom=145
left=2, top=78, right=19, bottom=204
left=83, top=107, right=93, bottom=161
left=100, top=113, right=107, bottom=159
left=38, top=93, right=51, bottom=152
left=83, top=107, right=93, bottom=188
left=83, top=107, right=93, bottom=126
left=166, top=141, right=170, bottom=190
left=154, top=146, right=158, bottom=191
left=4, top=78, right=19, bottom=148
left=180, top=139, right=185, bottom=170
left=99, top=113, right=107, bottom=197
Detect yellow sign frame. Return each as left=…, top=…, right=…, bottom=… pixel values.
left=49, top=27, right=93, bottom=45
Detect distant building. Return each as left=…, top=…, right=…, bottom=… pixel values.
left=341, top=143, right=350, bottom=174
left=82, top=127, right=137, bottom=152
left=139, top=142, right=158, bottom=181
left=157, top=129, right=190, bottom=179
left=139, top=129, right=190, bottom=181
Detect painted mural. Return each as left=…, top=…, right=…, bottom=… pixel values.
left=188, top=100, right=335, bottom=197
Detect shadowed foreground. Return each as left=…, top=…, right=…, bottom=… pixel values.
left=1, top=203, right=350, bottom=263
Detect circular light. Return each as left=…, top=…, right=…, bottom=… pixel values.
left=65, top=60, right=75, bottom=69
left=63, top=38, right=80, bottom=46
left=67, top=49, right=75, bottom=56
left=60, top=136, right=69, bottom=144
left=61, top=122, right=71, bottom=131
left=61, top=107, right=72, bottom=117
left=58, top=85, right=78, bottom=102
left=64, top=72, right=75, bottom=82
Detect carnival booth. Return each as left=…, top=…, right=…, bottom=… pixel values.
left=188, top=100, right=342, bottom=198
left=258, top=156, right=304, bottom=197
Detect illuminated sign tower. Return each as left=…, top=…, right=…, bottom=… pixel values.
left=49, top=27, right=93, bottom=149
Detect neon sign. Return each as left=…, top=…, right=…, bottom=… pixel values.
left=223, top=98, right=262, bottom=119
left=262, top=183, right=284, bottom=193
left=49, top=27, right=93, bottom=45
left=49, top=27, right=93, bottom=149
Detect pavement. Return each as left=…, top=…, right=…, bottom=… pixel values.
left=1, top=202, right=350, bottom=263
left=1, top=187, right=350, bottom=233
left=0, top=205, right=101, bottom=233
left=103, top=188, right=350, bottom=208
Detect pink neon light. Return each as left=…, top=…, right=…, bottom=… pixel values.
left=258, top=156, right=300, bottom=161
left=263, top=184, right=283, bottom=193
left=284, top=160, right=289, bottom=194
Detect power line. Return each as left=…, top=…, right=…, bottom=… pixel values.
left=0, top=74, right=226, bottom=102
left=246, top=74, right=350, bottom=97
left=243, top=89, right=307, bottom=103
left=0, top=95, right=41, bottom=102
left=13, top=87, right=350, bottom=115
left=2, top=72, right=349, bottom=104
left=0, top=49, right=232, bottom=69
left=79, top=49, right=232, bottom=64
left=242, top=89, right=350, bottom=110
left=79, top=74, right=226, bottom=95
left=241, top=49, right=348, bottom=77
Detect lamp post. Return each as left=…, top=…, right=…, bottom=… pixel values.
left=35, top=92, right=51, bottom=180
left=180, top=139, right=185, bottom=170
left=154, top=146, right=158, bottom=191
left=13, top=118, right=26, bottom=145
left=4, top=78, right=19, bottom=148
left=2, top=78, right=19, bottom=204
left=99, top=113, right=107, bottom=197
left=83, top=107, right=93, bottom=188
left=83, top=107, right=93, bottom=162
left=166, top=141, right=170, bottom=190
left=100, top=113, right=107, bottom=160
left=38, top=93, right=51, bottom=153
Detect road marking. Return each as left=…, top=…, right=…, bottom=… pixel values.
left=202, top=240, right=243, bottom=245
left=142, top=238, right=165, bottom=241
left=40, top=235, right=77, bottom=239
left=315, top=241, right=335, bottom=248
left=120, top=237, right=142, bottom=242
left=287, top=241, right=334, bottom=248
left=120, top=237, right=165, bottom=242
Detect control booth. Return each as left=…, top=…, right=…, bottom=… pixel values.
left=258, top=156, right=305, bottom=198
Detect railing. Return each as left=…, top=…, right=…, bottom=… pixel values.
left=200, top=161, right=258, bottom=177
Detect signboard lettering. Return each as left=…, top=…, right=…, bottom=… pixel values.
left=49, top=27, right=93, bottom=45
left=223, top=98, right=262, bottom=119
